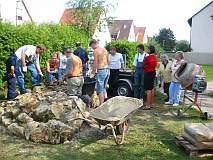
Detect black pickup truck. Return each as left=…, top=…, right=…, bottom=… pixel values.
left=111, top=70, right=134, bottom=97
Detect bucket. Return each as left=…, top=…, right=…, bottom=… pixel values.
left=82, top=77, right=96, bottom=96
left=175, top=62, right=202, bottom=90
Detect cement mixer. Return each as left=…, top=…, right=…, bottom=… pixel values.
left=174, top=62, right=207, bottom=119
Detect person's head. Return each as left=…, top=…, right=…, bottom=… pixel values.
left=76, top=42, right=81, bottom=48
left=36, top=44, right=46, bottom=55
left=62, top=46, right=69, bottom=55
left=110, top=47, right=117, bottom=55
left=148, top=45, right=156, bottom=54
left=160, top=54, right=169, bottom=64
left=51, top=52, right=59, bottom=59
left=175, top=51, right=184, bottom=61
left=89, top=39, right=99, bottom=50
left=137, top=44, right=144, bottom=53
left=64, top=48, right=73, bottom=58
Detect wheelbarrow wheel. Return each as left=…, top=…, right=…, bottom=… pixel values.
left=116, top=120, right=130, bottom=135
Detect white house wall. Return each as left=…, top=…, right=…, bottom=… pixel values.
left=92, top=16, right=111, bottom=47
left=191, top=3, right=213, bottom=53
left=128, top=23, right=136, bottom=42
left=0, top=0, right=30, bottom=24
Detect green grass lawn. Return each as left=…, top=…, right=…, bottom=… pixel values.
left=0, top=93, right=213, bottom=160
left=202, top=64, right=213, bottom=81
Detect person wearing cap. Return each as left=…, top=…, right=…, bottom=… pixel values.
left=108, top=46, right=124, bottom=94
left=74, top=42, right=89, bottom=78
left=89, top=39, right=110, bottom=105
left=158, top=54, right=172, bottom=102
left=6, top=54, right=17, bottom=100
left=64, top=48, right=84, bottom=96
left=14, top=44, right=46, bottom=94
left=45, top=52, right=59, bottom=85
left=58, top=47, right=67, bottom=84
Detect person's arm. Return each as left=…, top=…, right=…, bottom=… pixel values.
left=46, top=61, right=50, bottom=73
left=133, top=54, right=137, bottom=71
left=91, top=50, right=98, bottom=75
left=35, top=55, right=42, bottom=75
left=64, top=58, right=73, bottom=78
left=120, top=54, right=124, bottom=69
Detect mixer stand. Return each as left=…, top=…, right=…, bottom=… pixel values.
left=177, top=90, right=207, bottom=119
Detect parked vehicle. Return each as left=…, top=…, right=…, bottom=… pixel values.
left=112, top=70, right=134, bottom=97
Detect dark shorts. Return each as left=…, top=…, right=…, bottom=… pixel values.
left=144, top=71, right=156, bottom=90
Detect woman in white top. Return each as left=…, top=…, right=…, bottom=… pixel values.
left=165, top=51, right=185, bottom=106
left=58, top=48, right=67, bottom=83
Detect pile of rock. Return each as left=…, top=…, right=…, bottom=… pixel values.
left=0, top=85, right=95, bottom=144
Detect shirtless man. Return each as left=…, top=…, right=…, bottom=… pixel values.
left=89, top=39, right=110, bottom=105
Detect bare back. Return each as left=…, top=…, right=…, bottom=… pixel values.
left=94, top=48, right=109, bottom=69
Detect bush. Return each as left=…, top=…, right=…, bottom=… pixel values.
left=0, top=22, right=89, bottom=89
left=105, top=39, right=164, bottom=68
left=175, top=40, right=191, bottom=52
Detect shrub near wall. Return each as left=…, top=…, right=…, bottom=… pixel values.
left=0, top=22, right=89, bottom=89
left=105, top=40, right=139, bottom=68
left=105, top=40, right=164, bottom=68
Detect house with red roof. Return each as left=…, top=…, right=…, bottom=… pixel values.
left=60, top=8, right=111, bottom=47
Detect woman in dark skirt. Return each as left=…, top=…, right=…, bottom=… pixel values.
left=142, top=45, right=157, bottom=109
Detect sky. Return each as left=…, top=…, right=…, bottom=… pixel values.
left=0, top=0, right=212, bottom=40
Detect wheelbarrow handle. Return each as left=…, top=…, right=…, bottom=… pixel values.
left=68, top=117, right=93, bottom=124
left=105, top=124, right=125, bottom=145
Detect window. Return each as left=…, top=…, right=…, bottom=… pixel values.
left=111, top=34, right=118, bottom=40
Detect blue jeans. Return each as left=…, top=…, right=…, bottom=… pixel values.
left=133, top=68, right=145, bottom=99
left=27, top=62, right=38, bottom=86
left=58, top=68, right=66, bottom=81
left=168, top=81, right=181, bottom=104
left=96, top=68, right=110, bottom=94
left=45, top=71, right=56, bottom=83
left=7, top=74, right=16, bottom=100
left=15, top=58, right=38, bottom=94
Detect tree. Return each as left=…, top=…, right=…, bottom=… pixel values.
left=175, top=40, right=191, bottom=52
left=66, top=0, right=116, bottom=36
left=154, top=28, right=176, bottom=51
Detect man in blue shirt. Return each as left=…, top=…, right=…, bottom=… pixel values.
left=74, top=42, right=89, bottom=78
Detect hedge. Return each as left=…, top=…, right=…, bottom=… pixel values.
left=0, top=22, right=89, bottom=89
left=105, top=40, right=164, bottom=68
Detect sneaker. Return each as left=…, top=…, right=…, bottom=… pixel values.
left=165, top=102, right=172, bottom=105
left=173, top=103, right=179, bottom=107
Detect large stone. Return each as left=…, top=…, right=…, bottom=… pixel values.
left=24, top=121, right=40, bottom=140
left=17, top=113, right=33, bottom=124
left=50, top=103, right=64, bottom=119
left=1, top=116, right=13, bottom=127
left=16, top=93, right=40, bottom=113
left=33, top=103, right=55, bottom=122
left=29, top=120, right=74, bottom=144
left=11, top=106, right=21, bottom=117
left=8, top=123, right=24, bottom=137
left=32, top=86, right=44, bottom=95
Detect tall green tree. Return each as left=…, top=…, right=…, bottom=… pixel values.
left=66, top=0, right=116, bottom=36
left=175, top=40, right=191, bottom=52
left=154, top=28, right=176, bottom=51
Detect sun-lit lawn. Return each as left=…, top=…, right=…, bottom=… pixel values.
left=202, top=64, right=213, bottom=81
left=0, top=92, right=213, bottom=160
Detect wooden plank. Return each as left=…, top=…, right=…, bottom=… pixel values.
left=175, top=136, right=213, bottom=157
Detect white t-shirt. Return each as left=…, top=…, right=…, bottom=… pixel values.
left=133, top=52, right=147, bottom=67
left=59, top=52, right=67, bottom=69
left=109, top=53, right=124, bottom=69
left=15, top=45, right=39, bottom=65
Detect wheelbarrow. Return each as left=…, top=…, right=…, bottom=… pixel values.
left=72, top=96, right=143, bottom=145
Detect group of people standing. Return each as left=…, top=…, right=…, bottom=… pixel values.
left=5, top=39, right=184, bottom=108
left=132, top=44, right=185, bottom=109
